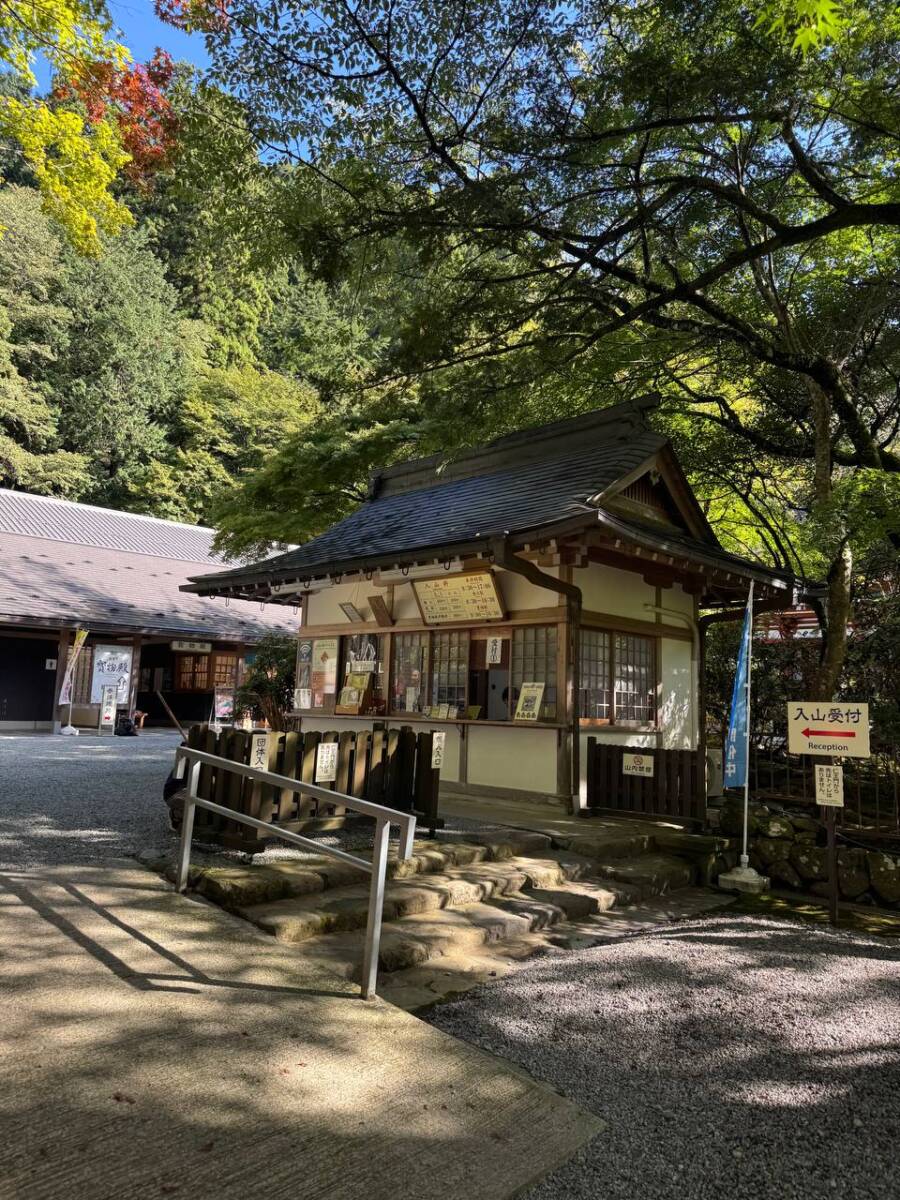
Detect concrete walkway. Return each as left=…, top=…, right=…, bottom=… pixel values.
left=0, top=860, right=601, bottom=1200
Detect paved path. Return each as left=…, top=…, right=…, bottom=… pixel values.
left=0, top=860, right=601, bottom=1199
left=0, top=732, right=181, bottom=870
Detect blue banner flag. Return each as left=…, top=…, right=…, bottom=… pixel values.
left=724, top=587, right=754, bottom=788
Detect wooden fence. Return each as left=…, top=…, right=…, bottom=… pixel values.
left=170, top=723, right=442, bottom=853
left=586, top=740, right=705, bottom=824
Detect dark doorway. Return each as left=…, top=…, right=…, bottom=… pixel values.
left=0, top=635, right=58, bottom=724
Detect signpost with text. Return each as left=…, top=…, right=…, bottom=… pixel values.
left=787, top=701, right=871, bottom=926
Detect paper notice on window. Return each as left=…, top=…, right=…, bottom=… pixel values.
left=514, top=682, right=545, bottom=721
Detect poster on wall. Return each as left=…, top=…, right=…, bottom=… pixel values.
left=310, top=638, right=339, bottom=706
left=514, top=682, right=545, bottom=722
left=214, top=688, right=235, bottom=722
left=90, top=644, right=133, bottom=704
left=414, top=572, right=504, bottom=623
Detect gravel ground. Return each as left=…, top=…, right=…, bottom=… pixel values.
left=0, top=732, right=502, bottom=871
left=427, top=914, right=900, bottom=1200
left=0, top=732, right=183, bottom=869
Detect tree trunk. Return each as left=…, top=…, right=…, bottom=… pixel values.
left=814, top=542, right=853, bottom=700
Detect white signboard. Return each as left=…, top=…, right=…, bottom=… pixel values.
left=99, top=684, right=117, bottom=730
left=171, top=640, right=212, bottom=653
left=294, top=687, right=312, bottom=710
left=815, top=765, right=845, bottom=807
left=315, top=741, right=339, bottom=783
left=90, top=644, right=133, bottom=704
left=486, top=636, right=505, bottom=666
left=250, top=733, right=269, bottom=770
left=622, top=752, right=654, bottom=778
left=787, top=702, right=870, bottom=758
left=431, top=731, right=447, bottom=770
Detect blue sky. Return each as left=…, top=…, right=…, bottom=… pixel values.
left=106, top=0, right=210, bottom=68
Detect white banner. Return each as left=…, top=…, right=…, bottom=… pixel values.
left=58, top=628, right=89, bottom=706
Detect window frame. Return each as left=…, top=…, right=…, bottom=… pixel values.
left=578, top=626, right=660, bottom=730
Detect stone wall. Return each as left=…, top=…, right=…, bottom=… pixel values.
left=717, top=799, right=900, bottom=907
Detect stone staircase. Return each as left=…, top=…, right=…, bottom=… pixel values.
left=169, top=824, right=735, bottom=1009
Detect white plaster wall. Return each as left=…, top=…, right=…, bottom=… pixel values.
left=305, top=581, right=374, bottom=624
left=573, top=564, right=693, bottom=634
left=495, top=567, right=561, bottom=613
left=466, top=725, right=559, bottom=795
left=659, top=637, right=695, bottom=750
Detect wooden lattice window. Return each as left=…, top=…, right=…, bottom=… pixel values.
left=510, top=625, right=557, bottom=720
left=212, top=652, right=238, bottom=687
left=580, top=629, right=611, bottom=721
left=579, top=630, right=657, bottom=726
left=390, top=632, right=429, bottom=713
left=614, top=634, right=656, bottom=724
left=175, top=654, right=209, bottom=691
left=430, top=630, right=469, bottom=715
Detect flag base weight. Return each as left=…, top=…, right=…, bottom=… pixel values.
left=59, top=725, right=80, bottom=737
left=718, top=865, right=769, bottom=895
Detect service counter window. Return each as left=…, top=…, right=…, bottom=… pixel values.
left=431, top=630, right=469, bottom=717
left=579, top=630, right=657, bottom=726
left=295, top=637, right=339, bottom=710
left=337, top=633, right=386, bottom=715
left=510, top=625, right=557, bottom=721
left=390, top=632, right=429, bottom=713
left=467, top=634, right=510, bottom=721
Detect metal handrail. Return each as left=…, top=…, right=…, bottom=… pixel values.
left=173, top=746, right=417, bottom=999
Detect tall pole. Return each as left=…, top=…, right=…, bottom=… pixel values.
left=740, top=581, right=755, bottom=869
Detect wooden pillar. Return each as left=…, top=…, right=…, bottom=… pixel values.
left=52, top=627, right=72, bottom=734
left=128, top=635, right=143, bottom=717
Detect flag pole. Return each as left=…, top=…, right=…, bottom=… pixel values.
left=718, top=581, right=768, bottom=895
left=740, top=580, right=754, bottom=869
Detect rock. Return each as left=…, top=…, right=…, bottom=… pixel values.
left=837, top=848, right=869, bottom=900
left=790, top=844, right=829, bottom=883
left=768, top=859, right=802, bottom=889
left=789, top=814, right=819, bottom=835
left=754, top=837, right=793, bottom=868
left=719, top=801, right=769, bottom=838
left=866, top=852, right=900, bottom=904
left=758, top=816, right=795, bottom=840
left=810, top=881, right=832, bottom=898
left=795, top=832, right=818, bottom=845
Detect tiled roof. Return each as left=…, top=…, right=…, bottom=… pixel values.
left=189, top=402, right=675, bottom=592
left=0, top=491, right=297, bottom=638
left=0, top=489, right=227, bottom=562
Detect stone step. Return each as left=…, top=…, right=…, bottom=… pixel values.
left=238, top=855, right=587, bottom=944
left=182, top=837, right=493, bottom=909
left=299, top=895, right=571, bottom=980
left=588, top=852, right=696, bottom=897
left=437, top=828, right=555, bottom=860
left=556, top=831, right=655, bottom=861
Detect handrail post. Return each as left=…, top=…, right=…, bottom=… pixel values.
left=175, top=757, right=200, bottom=893
left=361, top=816, right=391, bottom=1000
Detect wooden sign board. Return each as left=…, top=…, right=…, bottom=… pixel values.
left=414, top=572, right=504, bottom=624
left=368, top=594, right=394, bottom=627
left=623, top=753, right=654, bottom=778
left=787, top=702, right=870, bottom=758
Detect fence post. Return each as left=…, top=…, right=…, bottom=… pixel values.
left=361, top=816, right=391, bottom=1000
left=175, top=758, right=200, bottom=893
